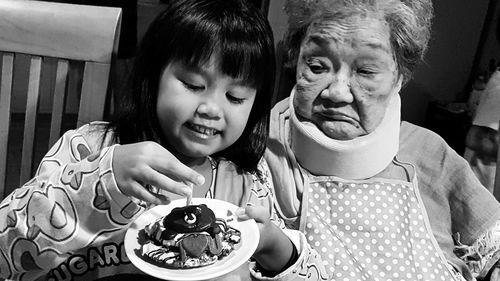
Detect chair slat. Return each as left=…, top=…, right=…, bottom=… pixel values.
left=20, top=56, right=42, bottom=186
left=0, top=53, right=13, bottom=196
left=77, top=62, right=110, bottom=127
left=49, top=59, right=69, bottom=147
left=494, top=123, right=500, bottom=201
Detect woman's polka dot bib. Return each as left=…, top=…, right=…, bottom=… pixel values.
left=303, top=179, right=458, bottom=281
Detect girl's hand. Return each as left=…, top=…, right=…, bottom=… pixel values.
left=236, top=205, right=295, bottom=274
left=113, top=141, right=204, bottom=205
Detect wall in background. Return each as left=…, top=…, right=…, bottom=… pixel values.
left=268, top=0, right=287, bottom=46
left=136, top=0, right=164, bottom=43
left=469, top=1, right=500, bottom=81
left=402, top=0, right=489, bottom=125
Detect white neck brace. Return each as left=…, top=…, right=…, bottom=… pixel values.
left=289, top=89, right=401, bottom=179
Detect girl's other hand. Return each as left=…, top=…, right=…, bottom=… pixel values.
left=113, top=141, right=204, bottom=205
left=235, top=205, right=295, bottom=274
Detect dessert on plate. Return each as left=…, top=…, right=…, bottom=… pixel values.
left=141, top=204, right=241, bottom=269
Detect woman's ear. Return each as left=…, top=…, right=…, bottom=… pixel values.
left=394, top=75, right=403, bottom=94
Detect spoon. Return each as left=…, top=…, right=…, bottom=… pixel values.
left=186, top=183, right=193, bottom=206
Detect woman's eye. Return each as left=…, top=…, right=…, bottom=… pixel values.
left=226, top=93, right=245, bottom=104
left=306, top=59, right=328, bottom=74
left=357, top=68, right=377, bottom=76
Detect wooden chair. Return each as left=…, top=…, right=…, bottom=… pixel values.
left=494, top=125, right=500, bottom=201
left=0, top=0, right=122, bottom=198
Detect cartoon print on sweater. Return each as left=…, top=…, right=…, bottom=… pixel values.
left=61, top=144, right=103, bottom=192
left=250, top=184, right=270, bottom=199
left=299, top=264, right=329, bottom=281
left=119, top=201, right=142, bottom=221
left=0, top=182, right=36, bottom=234
left=44, top=135, right=65, bottom=159
left=297, top=252, right=329, bottom=281
left=41, top=134, right=93, bottom=190
left=11, top=238, right=65, bottom=281
left=35, top=159, right=62, bottom=181
left=94, top=181, right=111, bottom=211
left=69, top=135, right=92, bottom=161
left=61, top=160, right=99, bottom=191
left=25, top=184, right=77, bottom=241
left=0, top=205, right=16, bottom=234
left=93, top=174, right=141, bottom=226
left=0, top=247, right=12, bottom=280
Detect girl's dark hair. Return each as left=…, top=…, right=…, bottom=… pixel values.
left=108, top=0, right=275, bottom=173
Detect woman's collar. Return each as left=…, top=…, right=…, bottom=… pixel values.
left=289, top=88, right=401, bottom=179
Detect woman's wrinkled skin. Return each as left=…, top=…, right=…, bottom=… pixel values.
left=293, top=16, right=403, bottom=140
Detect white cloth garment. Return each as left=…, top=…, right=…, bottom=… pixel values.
left=289, top=89, right=401, bottom=179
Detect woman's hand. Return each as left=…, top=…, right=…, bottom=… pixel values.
left=113, top=141, right=204, bottom=205
left=236, top=205, right=295, bottom=274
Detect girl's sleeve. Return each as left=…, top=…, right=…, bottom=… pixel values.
left=0, top=124, right=143, bottom=280
left=247, top=159, right=329, bottom=281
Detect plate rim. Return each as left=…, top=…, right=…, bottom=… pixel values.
left=124, top=198, right=260, bottom=281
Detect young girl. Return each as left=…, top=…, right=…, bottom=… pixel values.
left=0, top=1, right=306, bottom=280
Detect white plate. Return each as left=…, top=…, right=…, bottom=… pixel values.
left=124, top=198, right=259, bottom=281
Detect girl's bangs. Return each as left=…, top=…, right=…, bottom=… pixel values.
left=218, top=38, right=265, bottom=89
left=181, top=38, right=265, bottom=89
left=175, top=27, right=265, bottom=89
left=162, top=4, right=269, bottom=90
left=170, top=24, right=218, bottom=70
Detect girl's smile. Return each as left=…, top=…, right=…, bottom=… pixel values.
left=185, top=122, right=221, bottom=139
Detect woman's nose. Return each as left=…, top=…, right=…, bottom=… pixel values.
left=321, top=74, right=354, bottom=103
left=196, top=97, right=223, bottom=119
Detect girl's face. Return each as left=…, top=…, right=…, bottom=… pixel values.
left=294, top=16, right=402, bottom=140
left=156, top=57, right=256, bottom=162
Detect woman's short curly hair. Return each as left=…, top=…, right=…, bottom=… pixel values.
left=284, top=0, right=433, bottom=85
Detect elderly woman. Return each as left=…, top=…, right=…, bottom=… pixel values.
left=264, top=0, right=500, bottom=280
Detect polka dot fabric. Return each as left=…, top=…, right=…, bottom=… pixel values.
left=303, top=179, right=457, bottom=281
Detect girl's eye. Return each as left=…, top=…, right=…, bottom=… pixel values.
left=182, top=80, right=205, bottom=91
left=226, top=93, right=245, bottom=104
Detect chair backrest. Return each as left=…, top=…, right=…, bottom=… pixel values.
left=494, top=127, right=500, bottom=201
left=493, top=123, right=500, bottom=280
left=0, top=0, right=122, bottom=198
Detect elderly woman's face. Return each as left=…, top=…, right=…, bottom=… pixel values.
left=294, top=17, right=402, bottom=140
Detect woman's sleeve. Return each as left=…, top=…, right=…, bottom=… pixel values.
left=438, top=137, right=500, bottom=279
left=247, top=159, right=329, bottom=281
left=0, top=125, right=143, bottom=280
left=454, top=220, right=500, bottom=280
